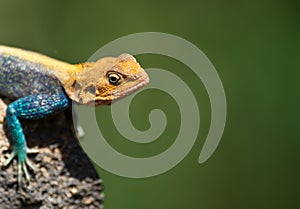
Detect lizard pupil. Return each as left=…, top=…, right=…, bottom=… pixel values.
left=107, top=72, right=122, bottom=85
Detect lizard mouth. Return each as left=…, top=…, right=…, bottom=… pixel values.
left=113, top=73, right=150, bottom=98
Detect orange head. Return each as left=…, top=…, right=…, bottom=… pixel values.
left=68, top=54, right=149, bottom=105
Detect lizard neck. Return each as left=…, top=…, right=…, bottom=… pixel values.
left=63, top=62, right=96, bottom=103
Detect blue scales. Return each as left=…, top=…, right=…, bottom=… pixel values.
left=0, top=55, right=70, bottom=183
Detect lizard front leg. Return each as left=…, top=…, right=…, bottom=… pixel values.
left=4, top=91, right=70, bottom=184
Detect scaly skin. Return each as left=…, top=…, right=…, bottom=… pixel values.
left=0, top=45, right=149, bottom=184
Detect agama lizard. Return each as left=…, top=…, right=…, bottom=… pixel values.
left=0, top=45, right=149, bottom=184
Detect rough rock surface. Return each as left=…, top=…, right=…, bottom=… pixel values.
left=0, top=97, right=104, bottom=209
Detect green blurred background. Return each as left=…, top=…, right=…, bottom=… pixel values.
left=1, top=0, right=299, bottom=208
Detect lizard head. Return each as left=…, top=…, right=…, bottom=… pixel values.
left=68, top=54, right=149, bottom=105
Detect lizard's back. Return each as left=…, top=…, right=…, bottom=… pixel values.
left=0, top=55, right=63, bottom=99
left=0, top=46, right=76, bottom=100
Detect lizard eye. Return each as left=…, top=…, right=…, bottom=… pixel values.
left=107, top=72, right=123, bottom=85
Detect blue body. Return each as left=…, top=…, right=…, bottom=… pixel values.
left=0, top=55, right=70, bottom=164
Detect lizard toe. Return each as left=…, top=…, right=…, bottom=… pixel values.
left=4, top=150, right=16, bottom=166
left=17, top=157, right=35, bottom=184
left=27, top=147, right=39, bottom=154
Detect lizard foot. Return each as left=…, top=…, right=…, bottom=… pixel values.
left=4, top=148, right=37, bottom=184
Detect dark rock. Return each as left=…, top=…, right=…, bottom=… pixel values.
left=0, top=97, right=104, bottom=209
